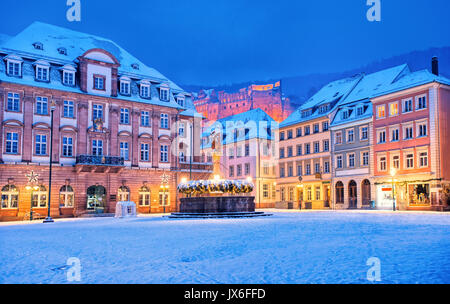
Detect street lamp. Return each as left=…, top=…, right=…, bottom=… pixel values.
left=160, top=184, right=169, bottom=213
left=390, top=168, right=397, bottom=211
left=43, top=101, right=56, bottom=223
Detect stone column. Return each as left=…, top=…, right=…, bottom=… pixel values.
left=22, top=91, right=34, bottom=162
left=77, top=101, right=89, bottom=155
left=52, top=98, right=62, bottom=163
left=151, top=110, right=160, bottom=168
left=109, top=105, right=119, bottom=156
left=131, top=109, right=140, bottom=166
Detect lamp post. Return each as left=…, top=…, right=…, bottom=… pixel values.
left=25, top=170, right=40, bottom=221
left=44, top=101, right=56, bottom=223
left=390, top=168, right=397, bottom=211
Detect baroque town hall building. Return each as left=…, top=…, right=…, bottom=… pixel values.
left=0, top=22, right=210, bottom=221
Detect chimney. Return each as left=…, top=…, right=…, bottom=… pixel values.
left=432, top=56, right=439, bottom=76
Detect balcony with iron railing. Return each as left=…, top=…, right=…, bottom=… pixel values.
left=75, top=155, right=125, bottom=173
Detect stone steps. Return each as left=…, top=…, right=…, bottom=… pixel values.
left=167, top=211, right=272, bottom=219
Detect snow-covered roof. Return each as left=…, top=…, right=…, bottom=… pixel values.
left=0, top=21, right=183, bottom=91
left=372, top=69, right=450, bottom=97
left=342, top=64, right=409, bottom=105
left=280, top=75, right=361, bottom=128
left=201, top=108, right=277, bottom=148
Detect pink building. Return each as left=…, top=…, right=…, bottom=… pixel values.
left=201, top=109, right=278, bottom=208
left=371, top=58, right=450, bottom=210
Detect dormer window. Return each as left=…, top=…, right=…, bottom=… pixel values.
left=63, top=70, right=75, bottom=86
left=176, top=94, right=185, bottom=107
left=342, top=110, right=349, bottom=119
left=94, top=75, right=105, bottom=90
left=58, top=47, right=67, bottom=55
left=139, top=80, right=151, bottom=98
left=355, top=106, right=362, bottom=116
left=131, top=63, right=139, bottom=70
left=301, top=109, right=312, bottom=118
left=160, top=86, right=169, bottom=101
left=33, top=42, right=43, bottom=50
left=34, top=60, right=50, bottom=82
left=5, top=55, right=23, bottom=77
left=61, top=64, right=76, bottom=86
left=119, top=77, right=131, bottom=95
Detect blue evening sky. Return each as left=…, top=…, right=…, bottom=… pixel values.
left=1, top=0, right=449, bottom=86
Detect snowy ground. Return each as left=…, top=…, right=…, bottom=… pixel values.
left=1, top=210, right=449, bottom=284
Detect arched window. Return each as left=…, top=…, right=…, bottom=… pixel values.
left=118, top=186, right=130, bottom=202
left=60, top=185, right=74, bottom=207
left=335, top=182, right=344, bottom=204
left=1, top=185, right=19, bottom=209
left=32, top=185, right=47, bottom=208
left=139, top=186, right=151, bottom=206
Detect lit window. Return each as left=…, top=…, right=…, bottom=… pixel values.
left=1, top=185, right=19, bottom=209
left=32, top=185, right=47, bottom=208
left=389, top=102, right=398, bottom=116
left=376, top=105, right=386, bottom=119
left=59, top=185, right=74, bottom=207
left=139, top=186, right=151, bottom=206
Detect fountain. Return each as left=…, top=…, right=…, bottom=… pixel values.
left=169, top=151, right=272, bottom=219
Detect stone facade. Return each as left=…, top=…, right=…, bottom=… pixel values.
left=0, top=22, right=212, bottom=221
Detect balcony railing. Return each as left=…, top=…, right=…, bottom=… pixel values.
left=76, top=155, right=124, bottom=166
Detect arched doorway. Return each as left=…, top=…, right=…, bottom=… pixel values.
left=87, top=185, right=107, bottom=212
left=348, top=180, right=357, bottom=209
left=362, top=179, right=371, bottom=207
left=117, top=186, right=130, bottom=202
left=335, top=181, right=344, bottom=205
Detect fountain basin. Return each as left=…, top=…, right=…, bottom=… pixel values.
left=179, top=196, right=255, bottom=213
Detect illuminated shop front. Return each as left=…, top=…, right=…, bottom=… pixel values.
left=408, top=183, right=430, bottom=206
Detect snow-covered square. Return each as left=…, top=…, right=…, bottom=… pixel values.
left=1, top=211, right=449, bottom=284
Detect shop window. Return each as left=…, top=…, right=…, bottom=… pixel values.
left=409, top=184, right=430, bottom=206
left=1, top=185, right=19, bottom=209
